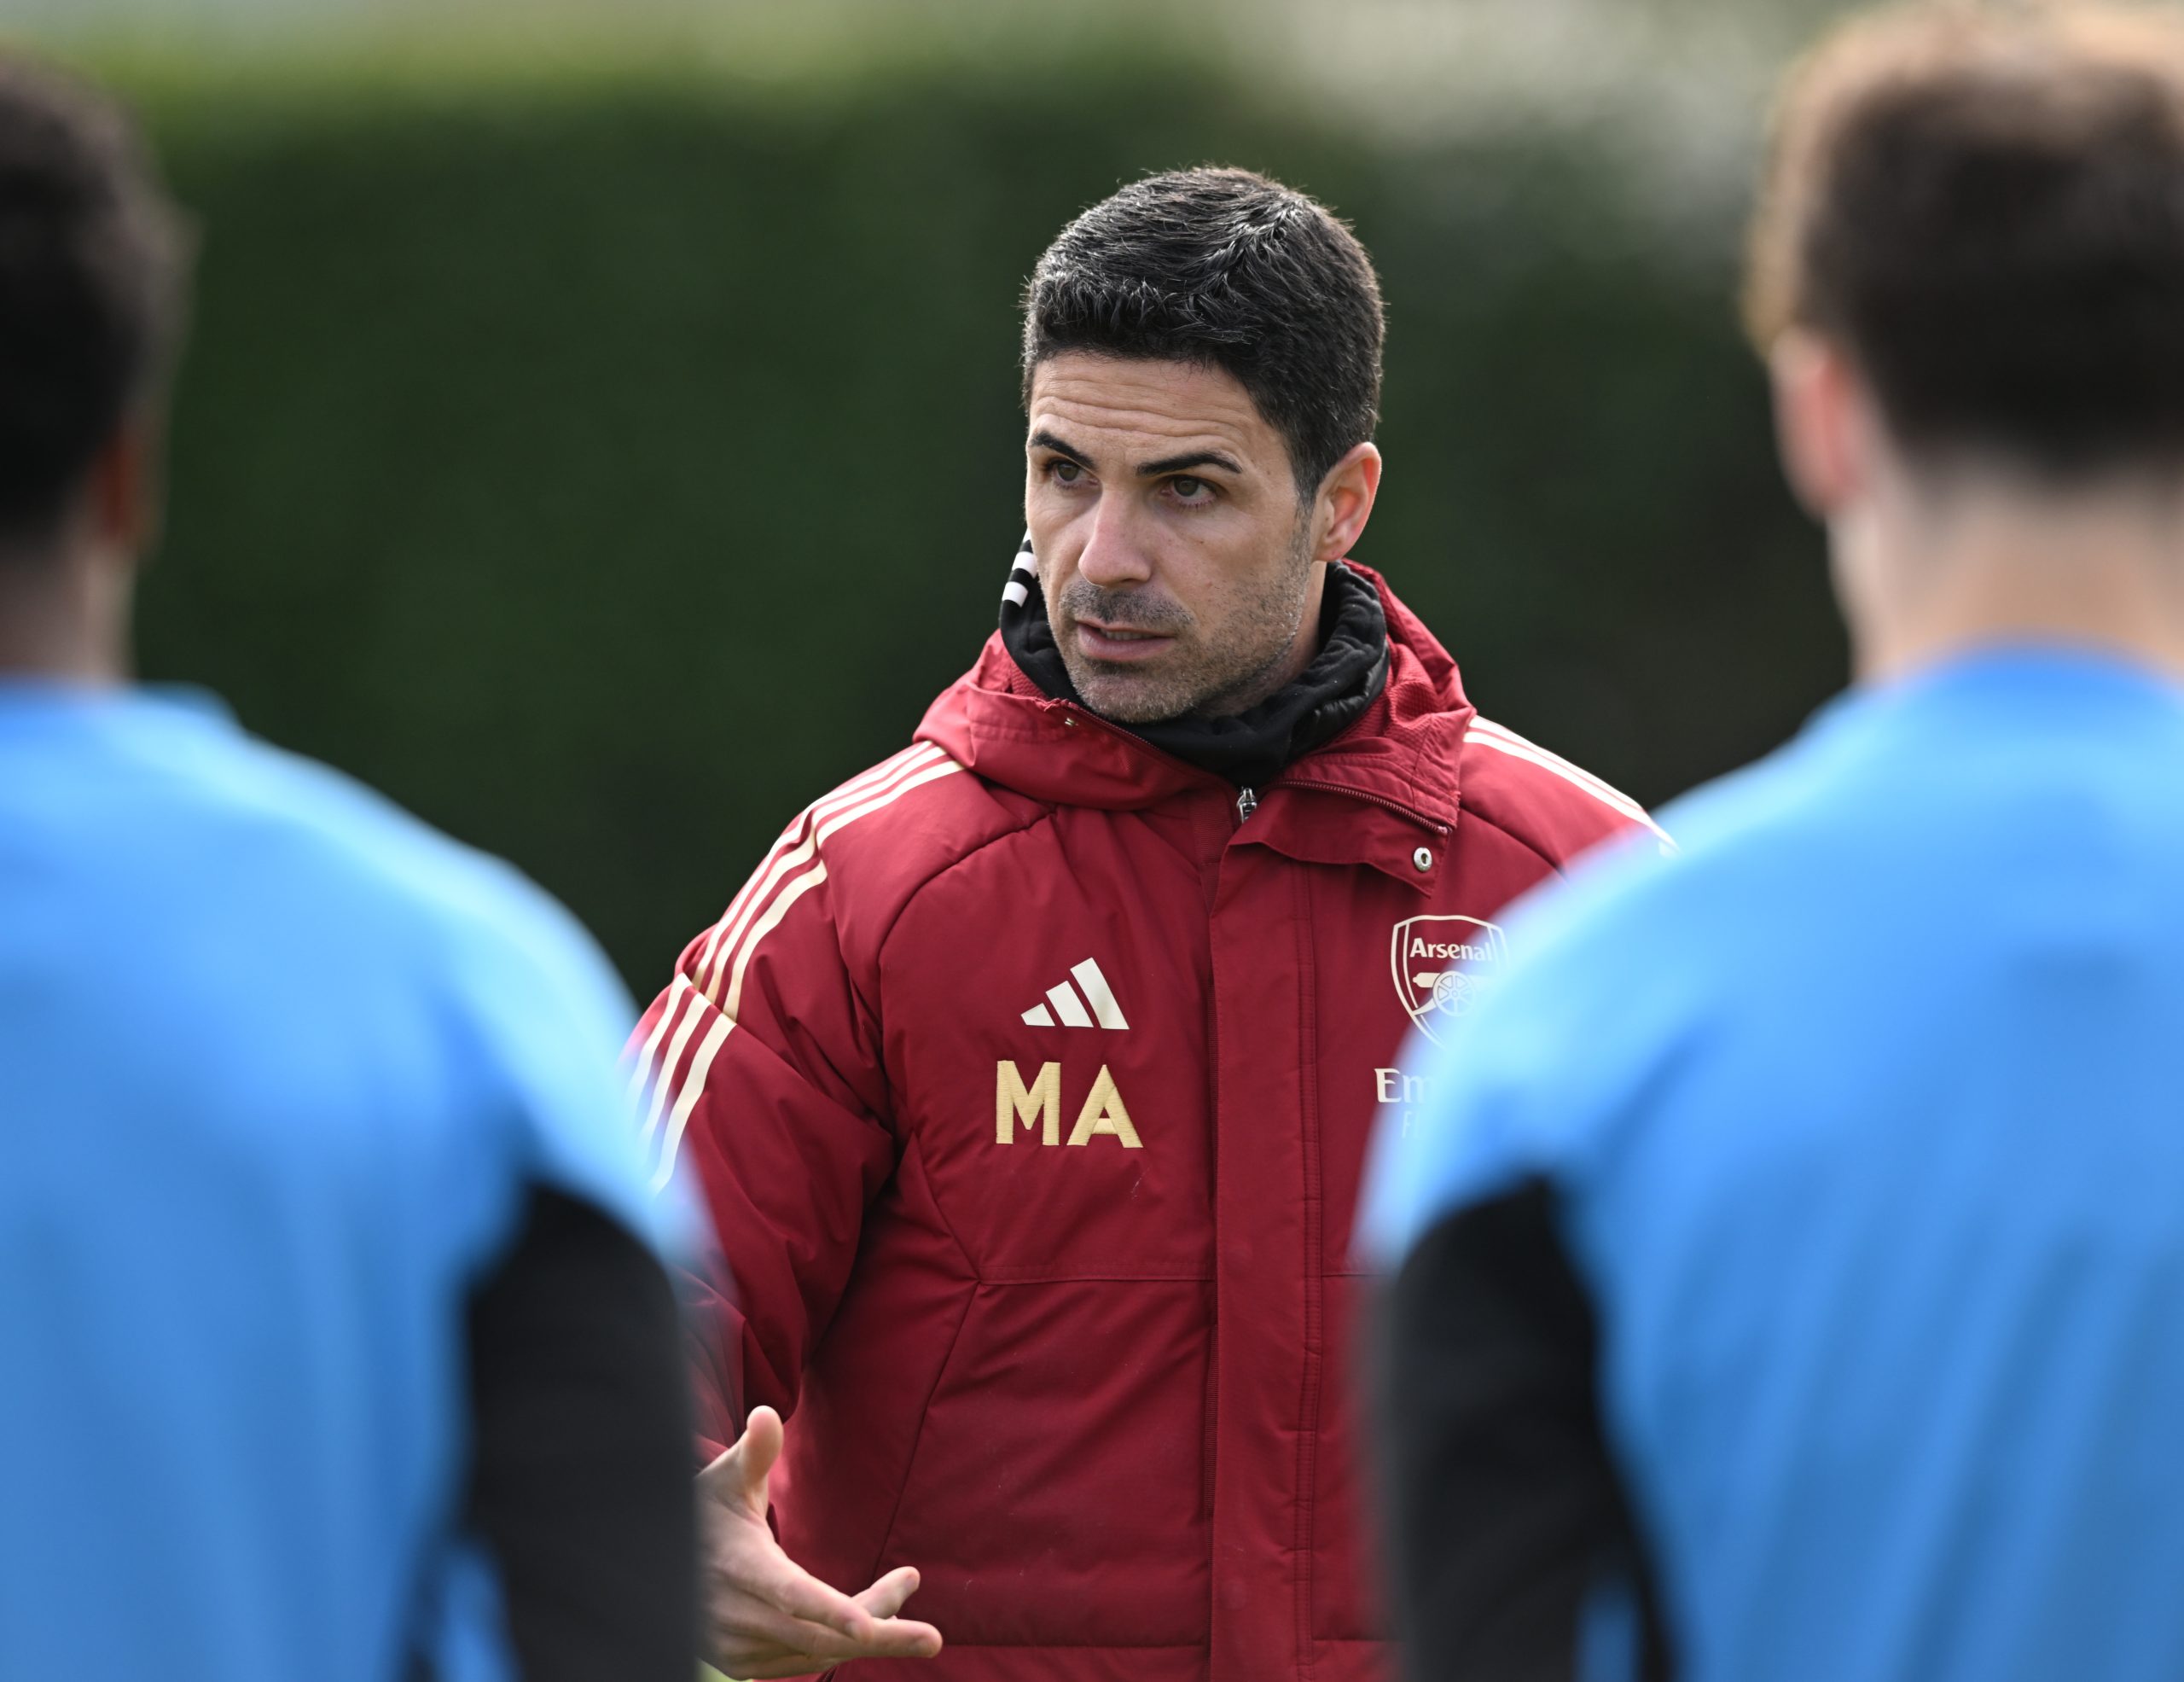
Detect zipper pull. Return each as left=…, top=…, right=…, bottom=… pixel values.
left=1236, top=786, right=1258, bottom=823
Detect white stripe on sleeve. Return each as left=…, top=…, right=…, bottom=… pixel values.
left=1463, top=720, right=1669, bottom=841
left=653, top=1011, right=734, bottom=1192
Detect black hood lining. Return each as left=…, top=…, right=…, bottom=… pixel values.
left=998, top=535, right=1391, bottom=789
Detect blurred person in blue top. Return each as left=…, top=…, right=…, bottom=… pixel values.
left=0, top=54, right=694, bottom=1682
left=1360, top=7, right=2184, bottom=1682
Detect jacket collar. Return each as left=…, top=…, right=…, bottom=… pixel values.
left=917, top=563, right=1472, bottom=882
left=999, top=556, right=1392, bottom=791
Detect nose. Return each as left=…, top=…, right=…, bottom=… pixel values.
left=1076, top=494, right=1154, bottom=591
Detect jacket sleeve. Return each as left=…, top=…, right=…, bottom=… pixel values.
left=1374, top=1178, right=1671, bottom=1682
left=627, top=828, right=900, bottom=1460
left=1456, top=715, right=1670, bottom=883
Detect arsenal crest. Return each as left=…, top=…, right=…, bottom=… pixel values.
left=1391, top=915, right=1509, bottom=1046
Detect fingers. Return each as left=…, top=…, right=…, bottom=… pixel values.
left=837, top=1612, right=944, bottom=1662
left=709, top=1592, right=943, bottom=1674
left=855, top=1566, right=924, bottom=1621
left=724, top=1607, right=948, bottom=1668
left=700, top=1475, right=943, bottom=1675
left=700, top=1464, right=872, bottom=1641
left=746, top=1549, right=887, bottom=1637
left=704, top=1540, right=941, bottom=1676
left=697, top=1406, right=784, bottom=1518
left=742, top=1603, right=943, bottom=1665
left=739, top=1406, right=784, bottom=1479
left=715, top=1613, right=945, bottom=1677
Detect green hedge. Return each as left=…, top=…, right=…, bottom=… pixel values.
left=121, top=58, right=1839, bottom=992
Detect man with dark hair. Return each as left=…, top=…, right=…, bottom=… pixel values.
left=635, top=166, right=1658, bottom=1679
left=0, top=55, right=696, bottom=1682
left=1365, top=8, right=2184, bottom=1682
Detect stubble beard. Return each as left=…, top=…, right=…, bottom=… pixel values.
left=1055, top=521, right=1317, bottom=725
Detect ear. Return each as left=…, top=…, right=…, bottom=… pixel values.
left=1310, top=441, right=1383, bottom=562
left=83, top=412, right=162, bottom=563
left=1769, top=330, right=1873, bottom=521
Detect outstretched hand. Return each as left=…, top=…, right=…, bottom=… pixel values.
left=698, top=1406, right=944, bottom=1679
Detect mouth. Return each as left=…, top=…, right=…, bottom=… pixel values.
left=1073, top=616, right=1177, bottom=664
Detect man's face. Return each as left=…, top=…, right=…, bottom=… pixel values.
left=1024, top=352, right=1319, bottom=724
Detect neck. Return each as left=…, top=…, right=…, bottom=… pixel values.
left=1841, top=468, right=2184, bottom=685
left=0, top=543, right=131, bottom=684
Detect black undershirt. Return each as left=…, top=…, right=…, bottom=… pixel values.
left=1000, top=547, right=1391, bottom=789
left=450, top=1186, right=697, bottom=1681
left=1373, top=1180, right=1672, bottom=1682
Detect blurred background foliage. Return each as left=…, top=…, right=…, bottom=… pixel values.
left=22, top=2, right=1853, bottom=993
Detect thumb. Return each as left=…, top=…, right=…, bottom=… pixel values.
left=701, top=1406, right=785, bottom=1518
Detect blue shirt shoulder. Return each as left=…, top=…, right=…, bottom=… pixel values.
left=1357, top=650, right=2184, bottom=1682
left=2, top=685, right=659, bottom=1250
left=0, top=686, right=667, bottom=1682
left=1360, top=649, right=2184, bottom=1266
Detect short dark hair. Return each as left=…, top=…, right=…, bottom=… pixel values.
left=1022, top=167, right=1384, bottom=500
left=0, top=55, right=188, bottom=541
left=1746, top=3, right=2184, bottom=477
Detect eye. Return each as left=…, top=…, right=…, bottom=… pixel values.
left=1049, top=459, right=1085, bottom=486
left=1168, top=474, right=1215, bottom=506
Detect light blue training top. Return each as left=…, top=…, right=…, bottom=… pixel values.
left=1362, top=649, right=2184, bottom=1682
left=0, top=684, right=664, bottom=1682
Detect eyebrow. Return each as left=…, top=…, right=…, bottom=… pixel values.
left=1028, top=429, right=1245, bottom=480
left=1137, top=449, right=1244, bottom=478
left=1028, top=429, right=1093, bottom=469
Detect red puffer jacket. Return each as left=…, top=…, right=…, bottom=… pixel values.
left=630, top=566, right=1655, bottom=1682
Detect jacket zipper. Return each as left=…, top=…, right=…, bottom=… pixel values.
left=1235, top=786, right=1258, bottom=824
left=1277, top=776, right=1451, bottom=835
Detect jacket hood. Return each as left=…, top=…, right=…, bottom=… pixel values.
left=916, top=562, right=1473, bottom=829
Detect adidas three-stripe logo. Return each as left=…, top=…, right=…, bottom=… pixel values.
left=1022, top=959, right=1130, bottom=1031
